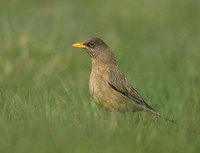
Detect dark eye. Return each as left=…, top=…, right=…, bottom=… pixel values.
left=89, top=42, right=95, bottom=48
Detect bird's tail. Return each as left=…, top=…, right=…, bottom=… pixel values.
left=143, top=102, right=176, bottom=124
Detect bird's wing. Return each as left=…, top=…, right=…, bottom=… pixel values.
left=108, top=65, right=145, bottom=105
left=108, top=65, right=162, bottom=118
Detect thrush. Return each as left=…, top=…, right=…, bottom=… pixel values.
left=72, top=37, right=175, bottom=123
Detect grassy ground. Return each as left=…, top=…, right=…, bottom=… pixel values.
left=0, top=0, right=200, bottom=152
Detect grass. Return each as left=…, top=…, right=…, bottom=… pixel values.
left=0, top=0, right=200, bottom=152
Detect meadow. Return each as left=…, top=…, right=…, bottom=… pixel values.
left=0, top=0, right=200, bottom=152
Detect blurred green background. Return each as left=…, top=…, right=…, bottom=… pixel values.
left=0, top=0, right=200, bottom=153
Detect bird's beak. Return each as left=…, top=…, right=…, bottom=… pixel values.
left=72, top=43, right=87, bottom=48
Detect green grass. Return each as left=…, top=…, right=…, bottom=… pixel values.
left=0, top=0, right=200, bottom=152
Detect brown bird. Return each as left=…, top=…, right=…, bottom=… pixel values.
left=72, top=37, right=175, bottom=123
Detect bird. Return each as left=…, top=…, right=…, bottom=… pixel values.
left=72, top=37, right=175, bottom=123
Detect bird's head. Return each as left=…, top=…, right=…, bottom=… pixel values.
left=72, top=37, right=116, bottom=64
left=72, top=37, right=108, bottom=56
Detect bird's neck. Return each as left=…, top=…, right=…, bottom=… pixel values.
left=91, top=50, right=116, bottom=65
left=90, top=54, right=116, bottom=80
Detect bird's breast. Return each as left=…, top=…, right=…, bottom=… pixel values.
left=89, top=61, right=128, bottom=112
left=89, top=62, right=110, bottom=103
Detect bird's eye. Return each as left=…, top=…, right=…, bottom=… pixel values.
left=89, top=42, right=95, bottom=48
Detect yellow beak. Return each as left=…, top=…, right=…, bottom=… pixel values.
left=72, top=43, right=87, bottom=48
